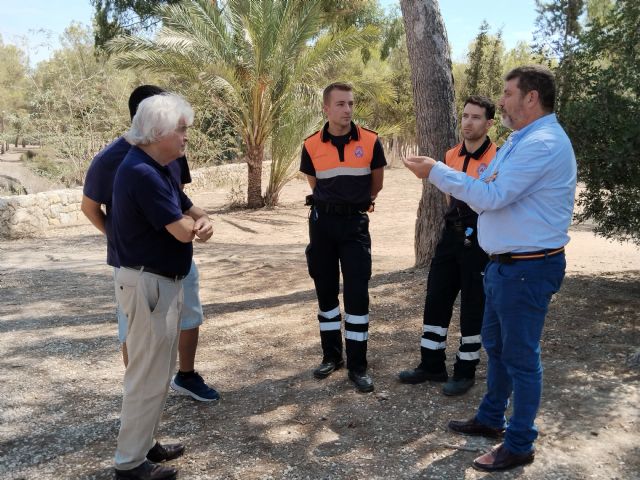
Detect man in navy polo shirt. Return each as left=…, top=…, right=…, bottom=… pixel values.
left=111, top=93, right=212, bottom=480
left=82, top=85, right=219, bottom=404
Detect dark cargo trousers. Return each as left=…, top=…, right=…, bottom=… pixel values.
left=420, top=223, right=488, bottom=379
left=306, top=207, right=372, bottom=374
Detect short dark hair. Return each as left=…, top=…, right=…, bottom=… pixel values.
left=128, top=85, right=166, bottom=119
left=505, top=65, right=556, bottom=112
left=463, top=95, right=496, bottom=120
left=323, top=82, right=353, bottom=105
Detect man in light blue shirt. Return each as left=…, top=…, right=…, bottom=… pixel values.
left=404, top=65, right=577, bottom=472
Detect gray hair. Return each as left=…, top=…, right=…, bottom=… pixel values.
left=124, top=93, right=194, bottom=145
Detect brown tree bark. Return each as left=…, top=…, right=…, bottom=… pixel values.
left=400, top=0, right=458, bottom=267
left=246, top=143, right=265, bottom=208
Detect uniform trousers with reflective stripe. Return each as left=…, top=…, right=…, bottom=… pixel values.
left=420, top=226, right=488, bottom=379
left=114, top=267, right=183, bottom=470
left=305, top=208, right=372, bottom=374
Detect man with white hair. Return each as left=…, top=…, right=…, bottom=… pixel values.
left=82, top=85, right=220, bottom=404
left=111, top=93, right=212, bottom=480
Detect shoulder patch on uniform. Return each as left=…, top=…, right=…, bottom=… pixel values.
left=447, top=142, right=463, bottom=156
left=304, top=130, right=321, bottom=141
left=359, top=126, right=378, bottom=136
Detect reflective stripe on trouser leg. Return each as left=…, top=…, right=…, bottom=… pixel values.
left=318, top=307, right=342, bottom=363
left=336, top=212, right=372, bottom=373
left=345, top=313, right=369, bottom=374
left=455, top=237, right=488, bottom=379
left=420, top=230, right=461, bottom=374
left=420, top=324, right=448, bottom=374
left=453, top=334, right=482, bottom=378
left=307, top=210, right=343, bottom=364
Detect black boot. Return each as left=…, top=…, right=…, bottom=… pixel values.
left=348, top=370, right=374, bottom=393
left=313, top=359, right=344, bottom=379
left=443, top=358, right=477, bottom=395
left=399, top=348, right=448, bottom=384
left=398, top=365, right=448, bottom=384
left=314, top=328, right=343, bottom=378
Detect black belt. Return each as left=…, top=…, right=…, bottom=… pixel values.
left=445, top=218, right=473, bottom=232
left=313, top=200, right=369, bottom=216
left=489, top=247, right=565, bottom=264
left=125, top=266, right=186, bottom=281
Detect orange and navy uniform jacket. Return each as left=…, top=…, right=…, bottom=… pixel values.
left=443, top=136, right=497, bottom=225
left=300, top=122, right=387, bottom=206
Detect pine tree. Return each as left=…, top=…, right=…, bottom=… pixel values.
left=464, top=20, right=489, bottom=99
left=532, top=0, right=585, bottom=117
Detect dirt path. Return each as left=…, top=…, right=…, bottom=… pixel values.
left=0, top=147, right=63, bottom=194
left=1, top=167, right=638, bottom=479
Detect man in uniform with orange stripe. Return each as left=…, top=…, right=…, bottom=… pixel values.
left=399, top=96, right=497, bottom=396
left=300, top=82, right=387, bottom=393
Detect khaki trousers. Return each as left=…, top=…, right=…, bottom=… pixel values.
left=114, top=267, right=183, bottom=470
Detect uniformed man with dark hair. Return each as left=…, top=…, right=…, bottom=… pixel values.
left=300, top=82, right=387, bottom=393
left=399, top=95, right=497, bottom=396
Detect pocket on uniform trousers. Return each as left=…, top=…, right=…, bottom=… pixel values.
left=305, top=244, right=315, bottom=279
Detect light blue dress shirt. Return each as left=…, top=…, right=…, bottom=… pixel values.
left=429, top=113, right=577, bottom=254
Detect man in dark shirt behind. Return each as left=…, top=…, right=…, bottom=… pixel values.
left=300, top=82, right=387, bottom=393
left=111, top=93, right=212, bottom=480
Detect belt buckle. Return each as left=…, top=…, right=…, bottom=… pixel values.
left=492, top=254, right=513, bottom=264
left=500, top=254, right=514, bottom=264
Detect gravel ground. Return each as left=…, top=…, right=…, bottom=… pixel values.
left=1, top=167, right=639, bottom=479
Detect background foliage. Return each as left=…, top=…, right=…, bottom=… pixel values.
left=1, top=0, right=638, bottom=243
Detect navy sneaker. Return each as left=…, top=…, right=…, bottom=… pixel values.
left=170, top=371, right=220, bottom=403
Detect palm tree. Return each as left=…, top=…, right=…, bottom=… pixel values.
left=108, top=0, right=377, bottom=207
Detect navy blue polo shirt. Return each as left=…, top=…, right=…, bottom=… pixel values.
left=111, top=146, right=193, bottom=276
left=83, top=136, right=191, bottom=267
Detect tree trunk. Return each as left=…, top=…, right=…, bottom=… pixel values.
left=263, top=180, right=280, bottom=207
left=246, top=143, right=265, bottom=208
left=400, top=0, right=459, bottom=267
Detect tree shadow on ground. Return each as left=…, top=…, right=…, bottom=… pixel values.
left=2, top=259, right=639, bottom=479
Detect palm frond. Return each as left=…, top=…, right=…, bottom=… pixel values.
left=294, top=25, right=380, bottom=84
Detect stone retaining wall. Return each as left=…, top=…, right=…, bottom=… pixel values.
left=0, top=188, right=85, bottom=239
left=0, top=162, right=251, bottom=239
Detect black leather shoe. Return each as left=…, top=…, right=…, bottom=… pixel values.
left=398, top=367, right=448, bottom=384
left=348, top=370, right=374, bottom=393
left=115, top=460, right=177, bottom=479
left=313, top=359, right=344, bottom=379
left=442, top=377, right=475, bottom=396
left=472, top=443, right=535, bottom=471
left=146, top=442, right=185, bottom=462
left=448, top=417, right=505, bottom=438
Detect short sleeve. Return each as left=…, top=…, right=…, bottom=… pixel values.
left=179, top=189, right=193, bottom=212
left=83, top=159, right=111, bottom=203
left=300, top=145, right=315, bottom=176
left=371, top=138, right=387, bottom=169
left=178, top=156, right=192, bottom=184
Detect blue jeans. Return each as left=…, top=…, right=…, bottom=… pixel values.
left=475, top=253, right=565, bottom=454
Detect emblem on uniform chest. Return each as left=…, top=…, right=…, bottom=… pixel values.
left=477, top=163, right=487, bottom=175
left=354, top=146, right=364, bottom=158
